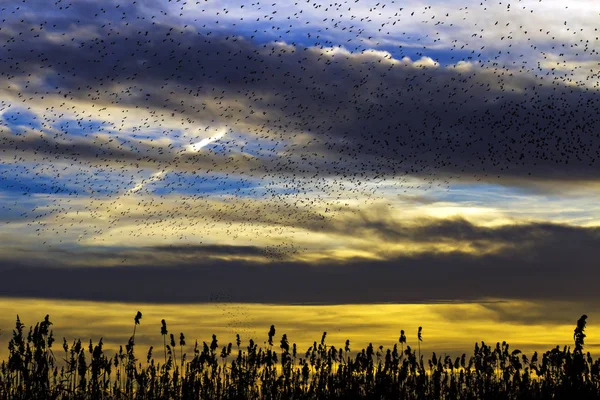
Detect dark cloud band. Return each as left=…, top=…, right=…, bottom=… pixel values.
left=1, top=219, right=598, bottom=304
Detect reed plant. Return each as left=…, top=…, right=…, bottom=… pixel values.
left=0, top=313, right=598, bottom=399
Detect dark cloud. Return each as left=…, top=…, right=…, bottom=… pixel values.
left=0, top=130, right=271, bottom=176
left=317, top=214, right=600, bottom=247
left=1, top=219, right=599, bottom=304
left=1, top=16, right=600, bottom=190
left=149, top=244, right=268, bottom=256
left=0, top=243, right=279, bottom=268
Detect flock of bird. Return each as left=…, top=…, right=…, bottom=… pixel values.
left=0, top=0, right=598, bottom=260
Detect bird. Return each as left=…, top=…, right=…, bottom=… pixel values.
left=0, top=0, right=597, bottom=299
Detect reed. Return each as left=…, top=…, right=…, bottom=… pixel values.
left=0, top=313, right=597, bottom=399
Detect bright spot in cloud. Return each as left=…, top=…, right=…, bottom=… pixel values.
left=128, top=171, right=166, bottom=194
left=185, top=127, right=228, bottom=153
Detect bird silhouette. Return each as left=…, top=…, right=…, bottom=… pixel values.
left=0, top=0, right=597, bottom=266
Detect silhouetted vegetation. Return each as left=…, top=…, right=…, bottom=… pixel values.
left=0, top=313, right=598, bottom=399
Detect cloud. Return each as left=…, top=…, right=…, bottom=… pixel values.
left=1, top=218, right=599, bottom=304
left=1, top=0, right=600, bottom=314
left=185, top=127, right=228, bottom=153
left=149, top=244, right=268, bottom=257
left=4, top=183, right=598, bottom=263
left=1, top=19, right=600, bottom=193
left=315, top=212, right=600, bottom=247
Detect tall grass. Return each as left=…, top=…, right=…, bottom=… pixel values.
left=0, top=313, right=598, bottom=399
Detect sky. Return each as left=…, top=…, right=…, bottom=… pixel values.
left=0, top=0, right=600, bottom=333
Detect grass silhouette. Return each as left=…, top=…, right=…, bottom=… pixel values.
left=0, top=313, right=598, bottom=399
